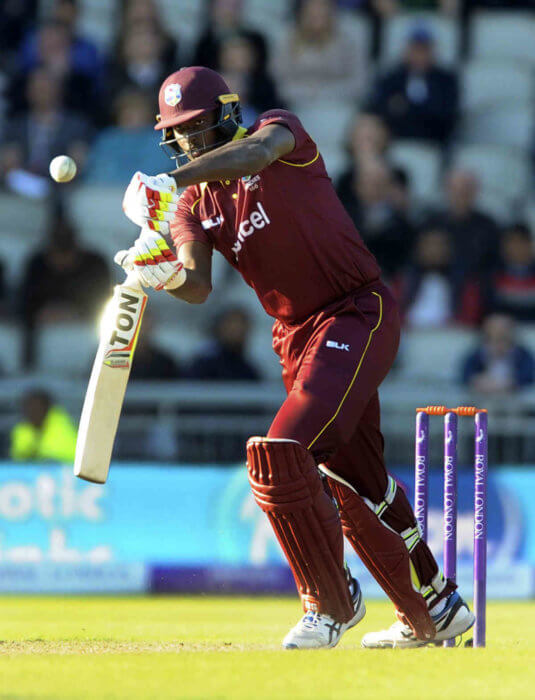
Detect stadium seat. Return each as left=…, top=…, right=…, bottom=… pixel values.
left=293, top=104, right=354, bottom=180
left=67, top=185, right=138, bottom=262
left=397, top=327, right=478, bottom=383
left=214, top=268, right=261, bottom=315
left=453, top=144, right=531, bottom=204
left=460, top=102, right=534, bottom=150
left=67, top=185, right=133, bottom=236
left=0, top=192, right=47, bottom=238
left=461, top=61, right=535, bottom=113
left=523, top=198, right=535, bottom=236
left=337, top=10, right=372, bottom=59
left=0, top=229, right=44, bottom=291
left=244, top=0, right=289, bottom=22
left=76, top=0, right=118, bottom=49
left=381, top=13, right=460, bottom=66
left=295, top=104, right=354, bottom=149
left=158, top=0, right=204, bottom=56
left=0, top=195, right=47, bottom=290
left=247, top=314, right=282, bottom=381
left=388, top=141, right=443, bottom=203
left=0, top=322, right=23, bottom=375
left=470, top=11, right=535, bottom=64
left=476, top=191, right=513, bottom=225
left=35, top=322, right=97, bottom=377
left=320, top=148, right=348, bottom=183
left=518, top=324, right=535, bottom=354
left=152, top=322, right=205, bottom=364
left=242, top=0, right=291, bottom=45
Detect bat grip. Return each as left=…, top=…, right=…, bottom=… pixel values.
left=123, top=269, right=143, bottom=291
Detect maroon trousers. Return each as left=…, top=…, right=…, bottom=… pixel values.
left=268, top=282, right=438, bottom=590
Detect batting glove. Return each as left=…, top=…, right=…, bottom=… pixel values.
left=122, top=171, right=180, bottom=235
left=115, top=228, right=187, bottom=291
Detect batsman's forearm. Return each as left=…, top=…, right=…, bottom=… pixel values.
left=165, top=268, right=211, bottom=304
left=169, top=140, right=271, bottom=187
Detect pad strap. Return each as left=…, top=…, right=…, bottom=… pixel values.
left=368, top=475, right=397, bottom=519
left=400, top=525, right=421, bottom=553
left=326, top=475, right=436, bottom=640
left=421, top=571, right=447, bottom=601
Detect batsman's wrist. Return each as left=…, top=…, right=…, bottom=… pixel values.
left=163, top=265, right=187, bottom=290
left=169, top=171, right=182, bottom=189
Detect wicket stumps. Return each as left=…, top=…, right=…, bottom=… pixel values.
left=414, top=405, right=488, bottom=648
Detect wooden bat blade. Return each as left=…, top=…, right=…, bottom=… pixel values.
left=74, top=278, right=147, bottom=483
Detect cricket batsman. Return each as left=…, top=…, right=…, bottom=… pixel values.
left=116, top=66, right=475, bottom=649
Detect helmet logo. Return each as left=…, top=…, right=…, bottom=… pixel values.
left=164, top=83, right=182, bottom=107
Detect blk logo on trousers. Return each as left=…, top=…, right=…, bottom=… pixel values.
left=326, top=340, right=350, bottom=352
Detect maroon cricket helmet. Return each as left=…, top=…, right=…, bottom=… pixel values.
left=155, top=66, right=235, bottom=130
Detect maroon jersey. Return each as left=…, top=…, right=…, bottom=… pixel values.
left=170, top=109, right=380, bottom=323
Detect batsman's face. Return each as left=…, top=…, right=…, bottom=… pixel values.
left=173, top=112, right=219, bottom=160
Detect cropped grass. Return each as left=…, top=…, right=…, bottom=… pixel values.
left=0, top=596, right=532, bottom=699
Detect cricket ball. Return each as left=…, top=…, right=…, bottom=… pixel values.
left=49, top=155, right=77, bottom=183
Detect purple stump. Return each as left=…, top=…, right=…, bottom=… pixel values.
left=443, top=411, right=458, bottom=648
left=473, top=411, right=488, bottom=648
left=415, top=411, right=429, bottom=542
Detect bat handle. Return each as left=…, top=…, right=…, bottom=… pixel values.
left=123, top=269, right=143, bottom=291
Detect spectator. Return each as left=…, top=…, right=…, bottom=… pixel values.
left=397, top=227, right=478, bottom=327
left=368, top=25, right=458, bottom=144
left=20, top=211, right=110, bottom=365
left=338, top=1, right=370, bottom=7
left=0, top=0, right=38, bottom=61
left=336, top=157, right=415, bottom=278
left=371, top=1, right=458, bottom=15
left=390, top=166, right=411, bottom=217
left=0, top=262, right=8, bottom=320
left=18, top=1, right=101, bottom=86
left=120, top=0, right=178, bottom=69
left=273, top=0, right=368, bottom=108
left=106, top=21, right=177, bottom=118
left=429, top=168, right=499, bottom=278
left=11, top=19, right=101, bottom=121
left=84, top=89, right=171, bottom=183
left=461, top=314, right=535, bottom=393
left=193, top=0, right=269, bottom=74
left=189, top=307, right=260, bottom=381
left=0, top=67, right=91, bottom=188
left=490, top=224, right=535, bottom=322
left=10, top=389, right=77, bottom=462
left=463, top=0, right=533, bottom=12
left=130, top=312, right=182, bottom=380
left=340, top=112, right=390, bottom=176
left=218, top=32, right=282, bottom=123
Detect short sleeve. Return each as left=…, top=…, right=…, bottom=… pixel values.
left=252, top=109, right=318, bottom=166
left=170, top=186, right=213, bottom=253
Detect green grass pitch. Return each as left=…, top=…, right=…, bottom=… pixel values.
left=0, top=596, right=532, bottom=699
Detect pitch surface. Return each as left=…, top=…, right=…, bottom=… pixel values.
left=0, top=596, right=532, bottom=699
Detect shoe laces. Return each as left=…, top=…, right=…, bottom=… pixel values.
left=389, top=620, right=416, bottom=639
left=389, top=620, right=413, bottom=636
left=302, top=611, right=321, bottom=629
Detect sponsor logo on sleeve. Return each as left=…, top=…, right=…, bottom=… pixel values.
left=241, top=174, right=261, bottom=191
left=201, top=215, right=224, bottom=230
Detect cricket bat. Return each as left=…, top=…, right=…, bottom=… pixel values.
left=74, top=270, right=147, bottom=483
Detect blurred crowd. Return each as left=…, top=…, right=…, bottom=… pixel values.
left=1, top=0, right=535, bottom=403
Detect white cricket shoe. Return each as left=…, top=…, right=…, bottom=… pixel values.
left=361, top=590, right=475, bottom=649
left=282, top=576, right=366, bottom=649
